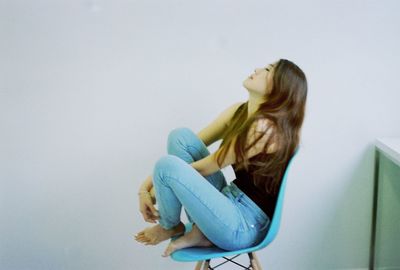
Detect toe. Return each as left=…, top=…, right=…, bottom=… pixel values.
left=162, top=243, right=175, bottom=257
left=136, top=236, right=150, bottom=243
left=135, top=235, right=145, bottom=240
left=136, top=238, right=145, bottom=243
left=135, top=232, right=145, bottom=238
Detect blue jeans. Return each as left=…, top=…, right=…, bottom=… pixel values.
left=152, top=127, right=270, bottom=251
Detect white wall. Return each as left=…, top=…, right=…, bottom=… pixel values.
left=1, top=0, right=399, bottom=269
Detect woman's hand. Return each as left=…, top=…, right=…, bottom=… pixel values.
left=149, top=186, right=156, bottom=204
left=139, top=187, right=160, bottom=223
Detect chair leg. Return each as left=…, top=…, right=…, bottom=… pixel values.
left=194, top=261, right=203, bottom=270
left=249, top=254, right=259, bottom=270
left=202, top=259, right=210, bottom=270
left=251, top=252, right=263, bottom=270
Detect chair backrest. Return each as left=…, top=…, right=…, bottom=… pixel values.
left=257, top=147, right=300, bottom=248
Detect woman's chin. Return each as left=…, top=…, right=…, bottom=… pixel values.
left=242, top=80, right=250, bottom=89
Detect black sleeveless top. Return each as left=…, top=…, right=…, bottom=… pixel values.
left=232, top=153, right=280, bottom=219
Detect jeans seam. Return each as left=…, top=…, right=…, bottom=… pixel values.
left=161, top=174, right=244, bottom=233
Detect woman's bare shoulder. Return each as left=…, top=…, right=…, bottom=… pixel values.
left=247, top=118, right=278, bottom=154
left=229, top=101, right=246, bottom=114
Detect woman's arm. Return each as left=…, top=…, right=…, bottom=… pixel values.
left=139, top=175, right=153, bottom=191
left=139, top=175, right=156, bottom=203
left=197, top=101, right=244, bottom=147
left=139, top=102, right=242, bottom=191
left=193, top=118, right=273, bottom=177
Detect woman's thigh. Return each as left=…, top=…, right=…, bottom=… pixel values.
left=167, top=127, right=210, bottom=163
left=166, top=127, right=227, bottom=192
left=153, top=155, right=253, bottom=250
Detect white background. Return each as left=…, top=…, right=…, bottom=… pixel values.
left=1, top=0, right=400, bottom=269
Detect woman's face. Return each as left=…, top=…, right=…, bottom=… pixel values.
left=243, top=61, right=278, bottom=97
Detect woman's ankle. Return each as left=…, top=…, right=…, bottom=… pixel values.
left=171, top=221, right=185, bottom=236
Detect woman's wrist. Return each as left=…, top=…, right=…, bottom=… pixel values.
left=138, top=175, right=154, bottom=196
left=140, top=175, right=153, bottom=191
left=138, top=190, right=150, bottom=196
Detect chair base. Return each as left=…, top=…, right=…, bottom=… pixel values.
left=193, top=252, right=262, bottom=270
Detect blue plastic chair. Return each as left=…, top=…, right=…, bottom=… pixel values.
left=170, top=147, right=300, bottom=269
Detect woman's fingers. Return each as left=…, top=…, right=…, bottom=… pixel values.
left=148, top=204, right=160, bottom=217
left=147, top=210, right=160, bottom=220
left=139, top=196, right=160, bottom=223
left=143, top=213, right=155, bottom=223
left=144, top=217, right=156, bottom=223
left=140, top=209, right=153, bottom=223
left=144, top=211, right=158, bottom=223
left=144, top=202, right=159, bottom=220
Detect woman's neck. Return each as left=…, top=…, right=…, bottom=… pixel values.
left=247, top=95, right=266, bottom=119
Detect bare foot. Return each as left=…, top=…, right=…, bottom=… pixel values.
left=134, top=222, right=185, bottom=246
left=162, top=223, right=214, bottom=257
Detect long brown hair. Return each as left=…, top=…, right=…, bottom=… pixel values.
left=215, top=59, right=307, bottom=195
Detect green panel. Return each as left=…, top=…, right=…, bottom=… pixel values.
left=375, top=152, right=400, bottom=270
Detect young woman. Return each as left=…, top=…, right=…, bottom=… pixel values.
left=134, top=59, right=307, bottom=257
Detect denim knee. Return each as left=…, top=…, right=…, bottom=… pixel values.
left=153, top=155, right=183, bottom=182
left=167, top=127, right=193, bottom=145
